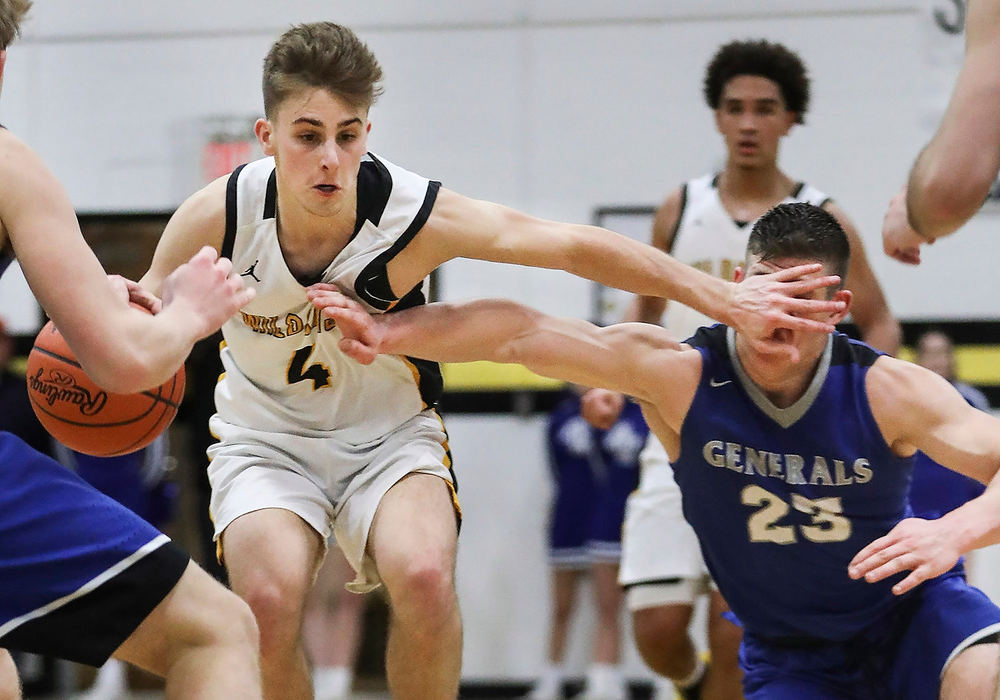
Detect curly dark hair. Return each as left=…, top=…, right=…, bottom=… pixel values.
left=704, top=39, right=810, bottom=125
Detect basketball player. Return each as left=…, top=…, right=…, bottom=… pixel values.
left=526, top=388, right=645, bottom=700
left=312, top=202, right=1000, bottom=700
left=584, top=39, right=900, bottom=700
left=136, top=22, right=846, bottom=700
left=882, top=0, right=1000, bottom=263
left=0, top=2, right=261, bottom=699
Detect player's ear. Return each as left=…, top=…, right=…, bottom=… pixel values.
left=831, top=288, right=852, bottom=324
left=733, top=265, right=745, bottom=283
left=255, top=118, right=276, bottom=156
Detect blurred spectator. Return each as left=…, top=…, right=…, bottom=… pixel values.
left=909, top=330, right=989, bottom=561
left=0, top=319, right=50, bottom=456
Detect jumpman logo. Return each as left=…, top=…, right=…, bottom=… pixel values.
left=240, top=260, right=261, bottom=283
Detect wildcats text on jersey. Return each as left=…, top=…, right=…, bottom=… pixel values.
left=239, top=306, right=336, bottom=339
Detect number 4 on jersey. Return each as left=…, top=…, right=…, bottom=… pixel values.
left=287, top=345, right=331, bottom=390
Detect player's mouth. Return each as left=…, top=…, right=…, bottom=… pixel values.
left=737, top=140, right=758, bottom=154
left=314, top=184, right=340, bottom=195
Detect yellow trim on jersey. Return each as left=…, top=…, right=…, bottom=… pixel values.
left=441, top=361, right=563, bottom=391
left=400, top=356, right=429, bottom=409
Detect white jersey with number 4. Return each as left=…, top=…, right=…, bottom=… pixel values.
left=214, top=154, right=443, bottom=445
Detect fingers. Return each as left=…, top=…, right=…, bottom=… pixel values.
left=780, top=274, right=842, bottom=296
left=887, top=248, right=922, bottom=265
left=890, top=567, right=931, bottom=596
left=338, top=338, right=377, bottom=365
left=764, top=263, right=824, bottom=281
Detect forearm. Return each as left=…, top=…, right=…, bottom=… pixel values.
left=566, top=225, right=732, bottom=324
left=379, top=300, right=540, bottom=364
left=939, top=468, right=1000, bottom=554
left=906, top=41, right=1000, bottom=238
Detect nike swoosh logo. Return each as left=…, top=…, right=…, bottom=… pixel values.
left=709, top=378, right=732, bottom=387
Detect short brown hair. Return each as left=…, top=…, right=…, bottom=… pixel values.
left=262, top=22, right=383, bottom=119
left=0, top=0, right=30, bottom=50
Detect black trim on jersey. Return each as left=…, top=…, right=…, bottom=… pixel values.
left=818, top=196, right=832, bottom=209
left=221, top=163, right=248, bottom=262
left=791, top=182, right=805, bottom=198
left=711, top=173, right=720, bottom=188
left=685, top=323, right=729, bottom=355
left=0, top=541, right=189, bottom=667
left=390, top=286, right=445, bottom=410
left=829, top=332, right=881, bottom=368
left=667, top=184, right=688, bottom=254
left=354, top=154, right=394, bottom=236
left=263, top=168, right=277, bottom=220
left=354, top=180, right=442, bottom=311
left=621, top=577, right=683, bottom=590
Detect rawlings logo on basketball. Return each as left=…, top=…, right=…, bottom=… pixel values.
left=28, top=367, right=108, bottom=415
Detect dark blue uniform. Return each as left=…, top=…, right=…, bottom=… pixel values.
left=546, top=391, right=645, bottom=565
left=672, top=324, right=1000, bottom=699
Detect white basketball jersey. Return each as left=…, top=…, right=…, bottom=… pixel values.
left=214, top=154, right=443, bottom=443
left=664, top=173, right=829, bottom=340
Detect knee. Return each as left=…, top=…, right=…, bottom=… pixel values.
left=383, top=553, right=456, bottom=621
left=632, top=606, right=689, bottom=657
left=240, top=576, right=306, bottom=641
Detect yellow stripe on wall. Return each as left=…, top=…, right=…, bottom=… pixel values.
left=897, top=344, right=1000, bottom=385
left=441, top=361, right=563, bottom=391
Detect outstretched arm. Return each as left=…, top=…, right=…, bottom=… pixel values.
left=1, top=131, right=252, bottom=392
left=396, top=189, right=844, bottom=354
left=849, top=357, right=1000, bottom=593
left=889, top=0, right=1000, bottom=257
left=308, top=287, right=693, bottom=408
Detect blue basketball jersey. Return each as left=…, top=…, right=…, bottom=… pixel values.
left=673, top=325, right=914, bottom=641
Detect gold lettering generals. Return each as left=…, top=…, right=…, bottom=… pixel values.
left=702, top=440, right=873, bottom=486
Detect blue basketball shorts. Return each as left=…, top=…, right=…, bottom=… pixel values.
left=0, top=432, right=188, bottom=666
left=740, top=569, right=1000, bottom=700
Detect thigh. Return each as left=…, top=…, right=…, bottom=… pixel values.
left=113, top=560, right=244, bottom=675
left=222, top=507, right=325, bottom=604
left=366, top=473, right=458, bottom=587
left=890, top=572, right=1000, bottom=700
left=335, top=414, right=455, bottom=593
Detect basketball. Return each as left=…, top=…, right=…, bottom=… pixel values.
left=25, top=310, right=186, bottom=457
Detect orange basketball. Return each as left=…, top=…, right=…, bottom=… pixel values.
left=25, top=312, right=185, bottom=457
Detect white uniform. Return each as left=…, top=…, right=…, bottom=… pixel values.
left=207, top=154, right=455, bottom=592
left=620, top=173, right=829, bottom=608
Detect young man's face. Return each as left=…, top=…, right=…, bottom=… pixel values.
left=714, top=75, right=797, bottom=170
left=255, top=87, right=371, bottom=220
left=735, top=254, right=850, bottom=364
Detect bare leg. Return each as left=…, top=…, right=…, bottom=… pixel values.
left=591, top=562, right=623, bottom=665
left=0, top=650, right=20, bottom=700
left=548, top=568, right=583, bottom=664
left=113, top=560, right=261, bottom=700
left=632, top=602, right=697, bottom=680
left=941, top=642, right=1000, bottom=700
left=368, top=473, right=461, bottom=700
left=702, top=591, right=744, bottom=700
left=303, top=545, right=367, bottom=699
left=223, top=509, right=325, bottom=700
